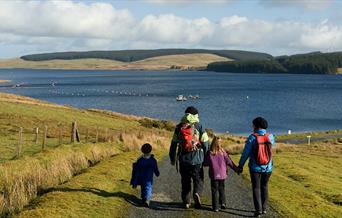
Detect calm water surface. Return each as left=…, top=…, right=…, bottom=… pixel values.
left=0, top=69, right=341, bottom=135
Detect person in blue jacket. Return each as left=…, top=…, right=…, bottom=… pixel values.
left=130, top=143, right=160, bottom=207
left=238, top=117, right=275, bottom=217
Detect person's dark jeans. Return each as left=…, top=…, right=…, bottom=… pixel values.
left=210, top=179, right=226, bottom=210
left=250, top=171, right=272, bottom=212
left=179, top=163, right=204, bottom=204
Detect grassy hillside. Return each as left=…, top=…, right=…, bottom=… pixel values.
left=0, top=80, right=10, bottom=83
left=0, top=53, right=232, bottom=70
left=227, top=138, right=342, bottom=217
left=0, top=92, right=173, bottom=216
left=20, top=49, right=272, bottom=62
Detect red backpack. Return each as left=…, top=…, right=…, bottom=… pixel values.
left=179, top=123, right=201, bottom=152
left=253, top=133, right=273, bottom=165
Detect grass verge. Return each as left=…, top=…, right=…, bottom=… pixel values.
left=230, top=140, right=342, bottom=217
left=15, top=149, right=167, bottom=218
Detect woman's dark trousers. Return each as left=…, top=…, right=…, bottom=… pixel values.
left=250, top=171, right=272, bottom=213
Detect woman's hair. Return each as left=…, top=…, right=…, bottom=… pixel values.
left=210, top=136, right=223, bottom=154
left=252, top=117, right=268, bottom=129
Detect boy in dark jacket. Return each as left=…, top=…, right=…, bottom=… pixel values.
left=130, top=143, right=160, bottom=207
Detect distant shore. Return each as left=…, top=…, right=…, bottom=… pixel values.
left=0, top=80, right=10, bottom=83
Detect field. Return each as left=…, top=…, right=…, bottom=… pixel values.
left=0, top=92, right=172, bottom=216
left=0, top=53, right=232, bottom=71
left=228, top=138, right=342, bottom=217
left=0, top=93, right=341, bottom=217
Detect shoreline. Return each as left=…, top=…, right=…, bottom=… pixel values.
left=0, top=80, right=10, bottom=83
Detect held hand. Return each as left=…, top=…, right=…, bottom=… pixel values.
left=237, top=166, right=243, bottom=175
left=132, top=185, right=137, bottom=189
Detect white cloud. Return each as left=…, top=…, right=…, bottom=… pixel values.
left=0, top=0, right=342, bottom=57
left=259, top=0, right=333, bottom=10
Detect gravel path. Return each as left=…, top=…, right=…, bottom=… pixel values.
left=127, top=157, right=279, bottom=218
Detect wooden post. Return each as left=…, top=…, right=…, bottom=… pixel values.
left=58, top=125, right=63, bottom=145
left=42, top=125, right=47, bottom=151
left=307, top=135, right=311, bottom=145
left=16, top=127, right=23, bottom=158
left=71, top=121, right=80, bottom=143
left=105, top=128, right=109, bottom=142
left=34, top=127, right=39, bottom=144
left=85, top=128, right=89, bottom=143
left=95, top=127, right=99, bottom=143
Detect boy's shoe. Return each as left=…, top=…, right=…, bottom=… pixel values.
left=213, top=208, right=219, bottom=212
left=193, top=193, right=202, bottom=209
left=262, top=210, right=267, bottom=214
left=143, top=200, right=150, bottom=208
left=221, top=204, right=227, bottom=209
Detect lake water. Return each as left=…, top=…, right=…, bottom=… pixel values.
left=0, top=69, right=341, bottom=135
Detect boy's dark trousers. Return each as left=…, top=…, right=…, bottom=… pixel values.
left=211, top=179, right=226, bottom=210
left=250, top=171, right=272, bottom=212
left=179, top=163, right=204, bottom=204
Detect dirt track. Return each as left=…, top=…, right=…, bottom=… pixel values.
left=127, top=157, right=279, bottom=218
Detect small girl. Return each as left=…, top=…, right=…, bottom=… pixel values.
left=130, top=143, right=160, bottom=207
left=204, top=136, right=238, bottom=212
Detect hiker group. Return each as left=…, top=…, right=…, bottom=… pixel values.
left=130, top=106, right=275, bottom=217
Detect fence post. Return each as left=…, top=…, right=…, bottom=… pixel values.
left=95, top=127, right=99, bottom=143
left=34, top=127, right=39, bottom=144
left=307, top=135, right=311, bottom=145
left=16, top=127, right=23, bottom=158
left=71, top=122, right=76, bottom=143
left=105, top=128, right=109, bottom=142
left=85, top=128, right=89, bottom=143
left=58, top=125, right=63, bottom=145
left=42, top=125, right=47, bottom=151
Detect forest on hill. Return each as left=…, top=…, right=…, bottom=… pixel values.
left=207, top=51, right=342, bottom=74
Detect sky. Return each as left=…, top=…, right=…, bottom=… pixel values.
left=0, top=0, right=342, bottom=58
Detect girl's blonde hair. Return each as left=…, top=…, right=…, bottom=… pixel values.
left=210, top=136, right=224, bottom=154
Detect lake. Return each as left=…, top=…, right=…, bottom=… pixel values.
left=0, top=69, right=341, bottom=135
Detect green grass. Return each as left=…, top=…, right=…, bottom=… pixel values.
left=275, top=129, right=342, bottom=141
left=231, top=141, right=342, bottom=217
left=0, top=53, right=232, bottom=71
left=0, top=93, right=172, bottom=216
left=16, top=149, right=167, bottom=218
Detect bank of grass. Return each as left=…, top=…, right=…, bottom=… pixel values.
left=0, top=53, right=232, bottom=70
left=275, top=129, right=342, bottom=141
left=0, top=93, right=172, bottom=216
left=16, top=149, right=166, bottom=218
left=0, top=80, right=10, bottom=83
left=337, top=68, right=342, bottom=74
left=230, top=140, right=342, bottom=217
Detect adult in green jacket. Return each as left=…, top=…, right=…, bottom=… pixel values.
left=169, top=106, right=209, bottom=209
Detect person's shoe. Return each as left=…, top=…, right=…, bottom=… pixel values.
left=221, top=204, right=227, bottom=209
left=254, top=211, right=262, bottom=217
left=262, top=210, right=267, bottom=214
left=213, top=208, right=219, bottom=212
left=143, top=200, right=150, bottom=208
left=184, top=203, right=190, bottom=209
left=193, top=193, right=202, bottom=209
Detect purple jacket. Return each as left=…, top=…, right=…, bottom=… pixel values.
left=204, top=151, right=234, bottom=180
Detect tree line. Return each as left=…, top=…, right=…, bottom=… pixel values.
left=207, top=51, right=342, bottom=74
